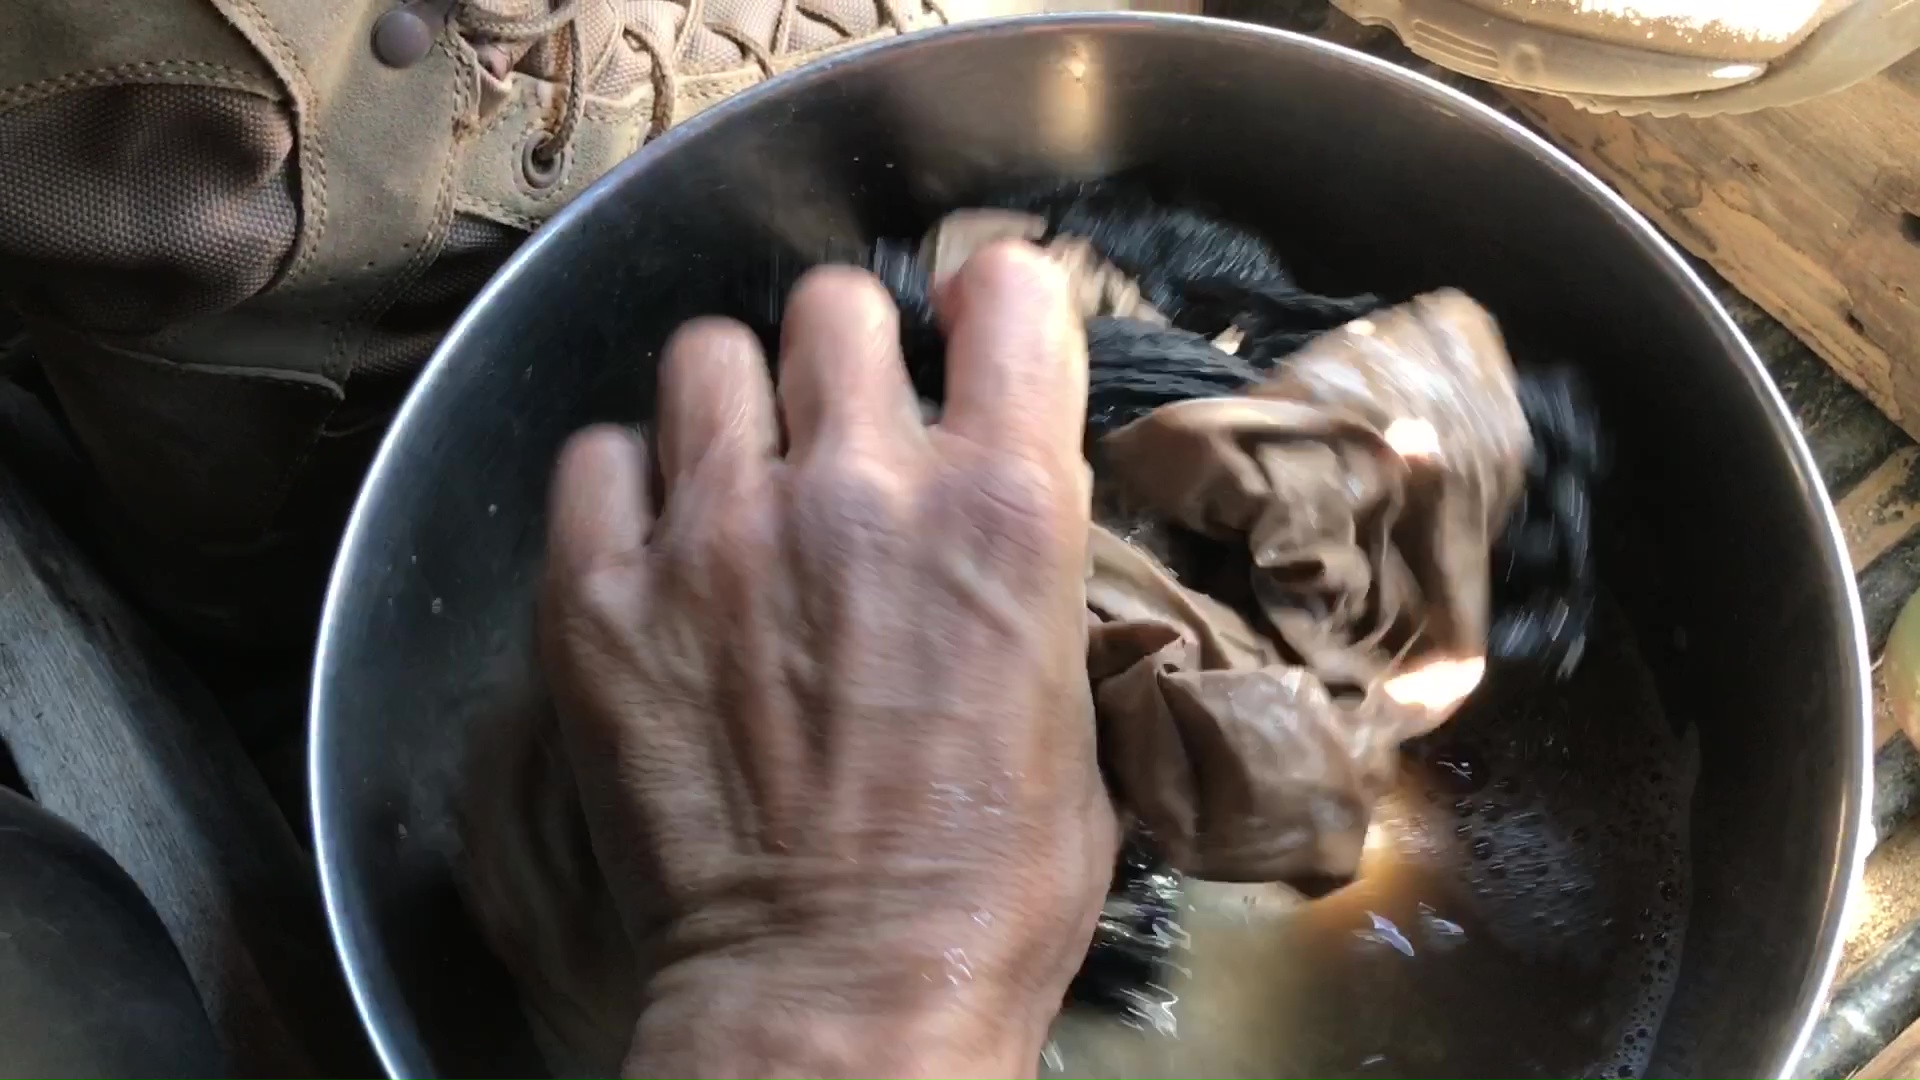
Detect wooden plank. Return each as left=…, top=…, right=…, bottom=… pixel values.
left=1842, top=448, right=1920, bottom=574
left=1823, top=429, right=1920, bottom=752
left=1847, top=490, right=1920, bottom=752
left=1855, top=1012, right=1920, bottom=1079
left=1503, top=58, right=1920, bottom=442
left=1751, top=296, right=1916, bottom=499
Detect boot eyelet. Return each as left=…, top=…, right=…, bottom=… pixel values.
left=520, top=132, right=564, bottom=192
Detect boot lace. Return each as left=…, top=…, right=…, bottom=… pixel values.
left=450, top=0, right=945, bottom=175
left=455, top=0, right=595, bottom=171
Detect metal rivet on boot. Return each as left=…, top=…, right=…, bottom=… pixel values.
left=520, top=133, right=564, bottom=191
left=373, top=0, right=457, bottom=68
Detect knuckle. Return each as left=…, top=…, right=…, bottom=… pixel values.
left=791, top=455, right=915, bottom=544
left=696, top=496, right=780, bottom=584
left=568, top=564, right=641, bottom=623
left=952, top=458, right=1078, bottom=567
left=545, top=560, right=647, bottom=661
left=646, top=491, right=779, bottom=616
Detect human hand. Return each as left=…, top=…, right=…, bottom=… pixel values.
left=539, top=243, right=1119, bottom=1078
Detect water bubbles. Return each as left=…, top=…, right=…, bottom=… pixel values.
left=1045, top=594, right=1694, bottom=1080
left=1424, top=746, right=1487, bottom=793
left=929, top=781, right=971, bottom=806
left=943, top=947, right=974, bottom=984
left=1357, top=911, right=1416, bottom=957
left=1418, top=903, right=1467, bottom=946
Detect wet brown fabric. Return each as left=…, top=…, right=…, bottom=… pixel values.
left=1086, top=290, right=1531, bottom=883
left=882, top=207, right=1534, bottom=885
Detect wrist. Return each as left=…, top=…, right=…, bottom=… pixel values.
left=624, top=949, right=1049, bottom=1078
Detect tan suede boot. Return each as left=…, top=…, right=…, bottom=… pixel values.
left=1331, top=0, right=1920, bottom=114
left=0, top=0, right=995, bottom=646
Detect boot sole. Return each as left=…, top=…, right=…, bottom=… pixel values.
left=1330, top=0, right=1920, bottom=115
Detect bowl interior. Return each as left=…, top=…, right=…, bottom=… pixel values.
left=313, top=16, right=1867, bottom=1078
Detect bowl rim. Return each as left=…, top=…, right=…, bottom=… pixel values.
left=309, top=13, right=1872, bottom=1078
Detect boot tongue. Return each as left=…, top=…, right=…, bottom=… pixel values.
left=460, top=0, right=597, bottom=82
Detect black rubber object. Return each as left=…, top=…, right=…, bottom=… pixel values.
left=0, top=788, right=225, bottom=1077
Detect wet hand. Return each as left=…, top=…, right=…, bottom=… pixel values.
left=540, top=242, right=1119, bottom=1078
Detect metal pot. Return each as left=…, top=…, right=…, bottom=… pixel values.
left=311, top=15, right=1871, bottom=1077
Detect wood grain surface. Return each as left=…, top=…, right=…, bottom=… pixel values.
left=1856, top=1012, right=1920, bottom=1079
left=1505, top=58, right=1920, bottom=441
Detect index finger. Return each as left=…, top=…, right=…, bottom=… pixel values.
left=935, top=240, right=1088, bottom=470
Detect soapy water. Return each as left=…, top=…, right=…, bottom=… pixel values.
left=458, top=578, right=1685, bottom=1079
left=1043, top=596, right=1696, bottom=1079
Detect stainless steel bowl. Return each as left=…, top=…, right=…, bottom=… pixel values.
left=311, top=14, right=1871, bottom=1077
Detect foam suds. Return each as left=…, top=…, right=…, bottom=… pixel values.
left=1516, top=0, right=1825, bottom=43
left=1042, top=595, right=1696, bottom=1078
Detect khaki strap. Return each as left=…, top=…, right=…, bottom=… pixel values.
left=191, top=0, right=471, bottom=381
